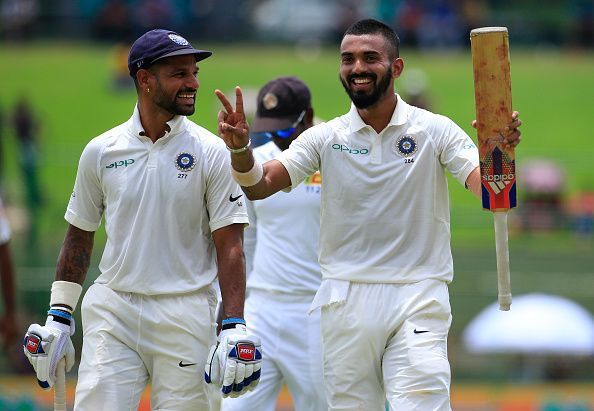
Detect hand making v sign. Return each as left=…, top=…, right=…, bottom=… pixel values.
left=215, top=87, right=250, bottom=151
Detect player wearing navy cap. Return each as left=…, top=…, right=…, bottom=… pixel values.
left=23, top=29, right=260, bottom=410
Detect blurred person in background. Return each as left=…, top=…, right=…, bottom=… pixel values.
left=10, top=96, right=43, bottom=254
left=0, top=196, right=17, bottom=351
left=221, top=76, right=326, bottom=411
left=11, top=96, right=43, bottom=208
left=216, top=18, right=522, bottom=410
left=22, top=29, right=260, bottom=410
left=0, top=99, right=4, bottom=185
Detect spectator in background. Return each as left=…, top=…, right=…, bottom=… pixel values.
left=92, top=0, right=133, bottom=42
left=11, top=96, right=43, bottom=209
left=110, top=43, right=134, bottom=91
left=0, top=0, right=39, bottom=41
left=567, top=191, right=594, bottom=241
left=393, top=0, right=424, bottom=47
left=137, top=0, right=173, bottom=33
left=0, top=196, right=17, bottom=350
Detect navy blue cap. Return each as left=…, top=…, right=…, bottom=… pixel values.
left=128, top=29, right=212, bottom=77
left=252, top=76, right=311, bottom=133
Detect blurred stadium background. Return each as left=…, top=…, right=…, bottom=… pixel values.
left=1, top=0, right=593, bottom=410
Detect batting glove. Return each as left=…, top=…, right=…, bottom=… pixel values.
left=23, top=308, right=75, bottom=389
left=204, top=320, right=262, bottom=398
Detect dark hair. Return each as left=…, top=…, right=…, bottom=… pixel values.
left=343, top=19, right=400, bottom=59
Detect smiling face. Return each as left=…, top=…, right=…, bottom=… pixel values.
left=147, top=54, right=199, bottom=116
left=339, top=33, right=403, bottom=109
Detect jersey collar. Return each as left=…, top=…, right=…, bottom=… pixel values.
left=348, top=93, right=409, bottom=134
left=129, top=104, right=186, bottom=140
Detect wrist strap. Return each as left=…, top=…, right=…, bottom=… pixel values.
left=226, top=140, right=251, bottom=154
left=50, top=281, right=83, bottom=313
left=48, top=308, right=73, bottom=326
left=221, top=317, right=245, bottom=325
left=231, top=161, right=263, bottom=187
left=221, top=317, right=246, bottom=330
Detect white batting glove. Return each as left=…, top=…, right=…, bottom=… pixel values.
left=23, top=308, right=75, bottom=389
left=204, top=321, right=262, bottom=398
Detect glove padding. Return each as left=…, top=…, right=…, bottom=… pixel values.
left=23, top=309, right=75, bottom=389
left=204, top=324, right=262, bottom=398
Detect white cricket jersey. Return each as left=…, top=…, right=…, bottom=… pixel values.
left=65, top=106, right=248, bottom=295
left=0, top=197, right=11, bottom=245
left=277, top=96, right=479, bottom=284
left=244, top=141, right=321, bottom=294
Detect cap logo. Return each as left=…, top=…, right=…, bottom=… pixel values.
left=262, top=93, right=278, bottom=110
left=168, top=34, right=189, bottom=46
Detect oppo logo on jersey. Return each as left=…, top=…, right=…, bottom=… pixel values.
left=236, top=343, right=256, bottom=361
left=483, top=173, right=515, bottom=182
left=106, top=159, right=135, bottom=169
left=331, top=144, right=369, bottom=155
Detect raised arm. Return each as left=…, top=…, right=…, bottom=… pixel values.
left=466, top=111, right=522, bottom=198
left=215, top=87, right=291, bottom=200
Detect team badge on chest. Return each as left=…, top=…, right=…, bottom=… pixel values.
left=395, top=134, right=418, bottom=157
left=175, top=152, right=196, bottom=172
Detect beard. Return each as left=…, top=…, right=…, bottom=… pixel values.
left=340, top=66, right=393, bottom=109
left=153, top=84, right=196, bottom=116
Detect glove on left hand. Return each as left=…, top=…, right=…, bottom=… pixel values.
left=204, top=323, right=262, bottom=398
left=23, top=309, right=75, bottom=389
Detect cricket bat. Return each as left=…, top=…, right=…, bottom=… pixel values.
left=470, top=27, right=516, bottom=311
left=54, top=358, right=67, bottom=411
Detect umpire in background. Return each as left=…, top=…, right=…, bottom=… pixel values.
left=23, top=29, right=261, bottom=410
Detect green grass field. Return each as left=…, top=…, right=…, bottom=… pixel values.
left=1, top=42, right=594, bottom=379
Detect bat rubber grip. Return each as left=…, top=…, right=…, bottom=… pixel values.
left=494, top=212, right=512, bottom=311
left=54, top=357, right=67, bottom=411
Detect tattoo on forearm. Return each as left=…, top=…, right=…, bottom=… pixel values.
left=56, top=226, right=94, bottom=284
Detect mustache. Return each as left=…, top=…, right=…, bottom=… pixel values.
left=347, top=73, right=377, bottom=82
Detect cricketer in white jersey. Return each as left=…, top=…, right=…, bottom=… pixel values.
left=222, top=76, right=326, bottom=411
left=23, top=29, right=260, bottom=411
left=223, top=143, right=325, bottom=411
left=215, top=19, right=522, bottom=411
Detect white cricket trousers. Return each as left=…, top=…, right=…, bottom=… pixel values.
left=74, top=283, right=218, bottom=411
left=221, top=288, right=326, bottom=411
left=321, top=279, right=452, bottom=411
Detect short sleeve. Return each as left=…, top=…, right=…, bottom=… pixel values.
left=205, top=143, right=249, bottom=232
left=64, top=140, right=104, bottom=231
left=434, top=116, right=479, bottom=186
left=277, top=123, right=328, bottom=189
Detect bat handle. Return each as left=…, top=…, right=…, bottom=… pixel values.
left=494, top=211, right=512, bottom=311
left=54, top=357, right=67, bottom=411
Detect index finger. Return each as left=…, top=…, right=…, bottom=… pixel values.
left=215, top=89, right=234, bottom=114
left=234, top=86, right=244, bottom=116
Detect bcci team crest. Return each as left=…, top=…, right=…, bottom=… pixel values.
left=395, top=134, right=418, bottom=157
left=168, top=34, right=189, bottom=46
left=175, top=152, right=196, bottom=172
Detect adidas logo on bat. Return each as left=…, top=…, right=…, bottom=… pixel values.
left=483, top=174, right=515, bottom=194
